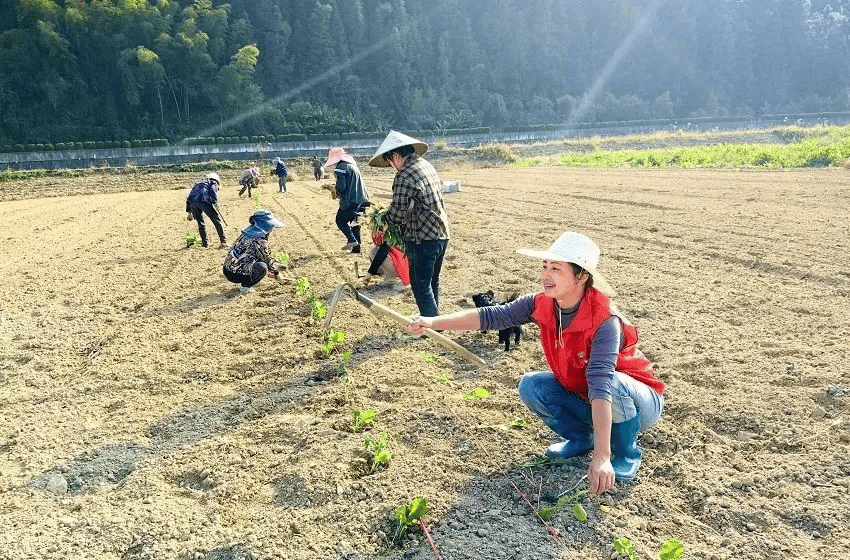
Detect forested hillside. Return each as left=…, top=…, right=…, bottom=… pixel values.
left=1, top=0, right=849, bottom=144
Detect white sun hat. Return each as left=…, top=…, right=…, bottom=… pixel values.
left=368, top=130, right=428, bottom=167
left=517, top=231, right=616, bottom=297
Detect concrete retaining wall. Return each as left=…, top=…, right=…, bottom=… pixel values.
left=3, top=115, right=849, bottom=170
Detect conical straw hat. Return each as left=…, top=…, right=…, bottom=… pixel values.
left=368, top=130, right=428, bottom=167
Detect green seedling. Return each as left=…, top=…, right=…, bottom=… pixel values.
left=613, top=537, right=684, bottom=560
left=336, top=351, right=352, bottom=377
left=275, top=251, right=290, bottom=266
left=433, top=374, right=454, bottom=386
left=389, top=497, right=428, bottom=546
left=538, top=488, right=588, bottom=521
left=308, top=294, right=327, bottom=321
left=420, top=351, right=438, bottom=362
left=506, top=418, right=527, bottom=429
left=464, top=387, right=489, bottom=400
left=364, top=429, right=391, bottom=470
left=321, top=328, right=346, bottom=356
left=295, top=277, right=310, bottom=296
left=352, top=408, right=377, bottom=432
left=186, top=232, right=201, bottom=246
left=253, top=193, right=261, bottom=205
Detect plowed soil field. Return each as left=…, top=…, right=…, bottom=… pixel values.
left=1, top=163, right=849, bottom=560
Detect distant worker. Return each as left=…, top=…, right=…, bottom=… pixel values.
left=186, top=172, right=227, bottom=248
left=272, top=157, right=288, bottom=193
left=237, top=165, right=261, bottom=198
left=312, top=155, right=325, bottom=181
left=368, top=131, right=450, bottom=317
left=325, top=147, right=370, bottom=254
left=222, top=209, right=285, bottom=295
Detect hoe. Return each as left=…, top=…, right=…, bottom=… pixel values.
left=324, top=283, right=486, bottom=369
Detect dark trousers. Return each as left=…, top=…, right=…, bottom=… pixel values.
left=223, top=262, right=268, bottom=288
left=367, top=243, right=391, bottom=276
left=406, top=238, right=448, bottom=317
left=335, top=204, right=365, bottom=245
left=278, top=175, right=287, bottom=192
left=189, top=202, right=226, bottom=246
left=238, top=178, right=258, bottom=198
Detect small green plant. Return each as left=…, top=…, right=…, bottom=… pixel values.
left=464, top=387, right=489, bottom=400
left=613, top=537, right=684, bottom=560
left=364, top=429, right=391, bottom=471
left=186, top=232, right=201, bottom=246
left=433, top=374, right=454, bottom=386
left=538, top=488, right=587, bottom=521
left=321, top=328, right=346, bottom=356
left=295, top=277, right=310, bottom=295
left=335, top=351, right=352, bottom=377
left=389, top=497, right=428, bottom=546
left=420, top=351, right=438, bottom=362
left=253, top=192, right=261, bottom=205
left=352, top=408, right=377, bottom=432
left=275, top=251, right=290, bottom=266
left=308, top=294, right=327, bottom=321
left=506, top=418, right=527, bottom=430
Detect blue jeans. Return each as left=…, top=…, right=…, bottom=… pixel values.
left=406, top=238, right=448, bottom=317
left=517, top=371, right=663, bottom=437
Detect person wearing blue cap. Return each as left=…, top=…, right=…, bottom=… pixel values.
left=272, top=157, right=288, bottom=193
left=222, top=209, right=285, bottom=294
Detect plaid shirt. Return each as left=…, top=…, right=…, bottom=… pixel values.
left=223, top=233, right=275, bottom=275
left=385, top=154, right=450, bottom=244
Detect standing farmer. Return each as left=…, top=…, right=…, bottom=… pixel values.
left=312, top=155, right=325, bottom=180
left=325, top=147, right=369, bottom=254
left=186, top=172, right=227, bottom=248
left=272, top=157, right=288, bottom=193
left=404, top=232, right=665, bottom=494
left=368, top=131, right=449, bottom=317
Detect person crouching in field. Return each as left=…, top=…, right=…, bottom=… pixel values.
left=238, top=165, right=261, bottom=198
left=272, top=157, right=288, bottom=192
left=223, top=210, right=284, bottom=295
left=186, top=172, right=227, bottom=248
left=404, top=232, right=665, bottom=494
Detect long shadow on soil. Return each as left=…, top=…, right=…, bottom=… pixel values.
left=28, top=374, right=318, bottom=495
left=27, top=330, right=431, bottom=496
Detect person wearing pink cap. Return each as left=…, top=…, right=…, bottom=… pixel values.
left=404, top=231, right=665, bottom=494
left=325, top=147, right=369, bottom=253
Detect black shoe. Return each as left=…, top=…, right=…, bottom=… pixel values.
left=350, top=244, right=361, bottom=254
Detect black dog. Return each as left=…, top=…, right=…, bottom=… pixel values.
left=471, top=290, right=522, bottom=351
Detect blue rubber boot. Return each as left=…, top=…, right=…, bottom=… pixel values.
left=545, top=430, right=594, bottom=459
left=610, top=415, right=642, bottom=480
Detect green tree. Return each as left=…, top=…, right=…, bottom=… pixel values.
left=215, top=44, right=263, bottom=116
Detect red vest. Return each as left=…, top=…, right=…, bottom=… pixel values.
left=531, top=288, right=665, bottom=399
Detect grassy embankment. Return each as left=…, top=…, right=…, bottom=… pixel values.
left=478, top=124, right=850, bottom=168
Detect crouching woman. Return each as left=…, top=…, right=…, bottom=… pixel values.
left=404, top=231, right=665, bottom=494
left=223, top=209, right=284, bottom=294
